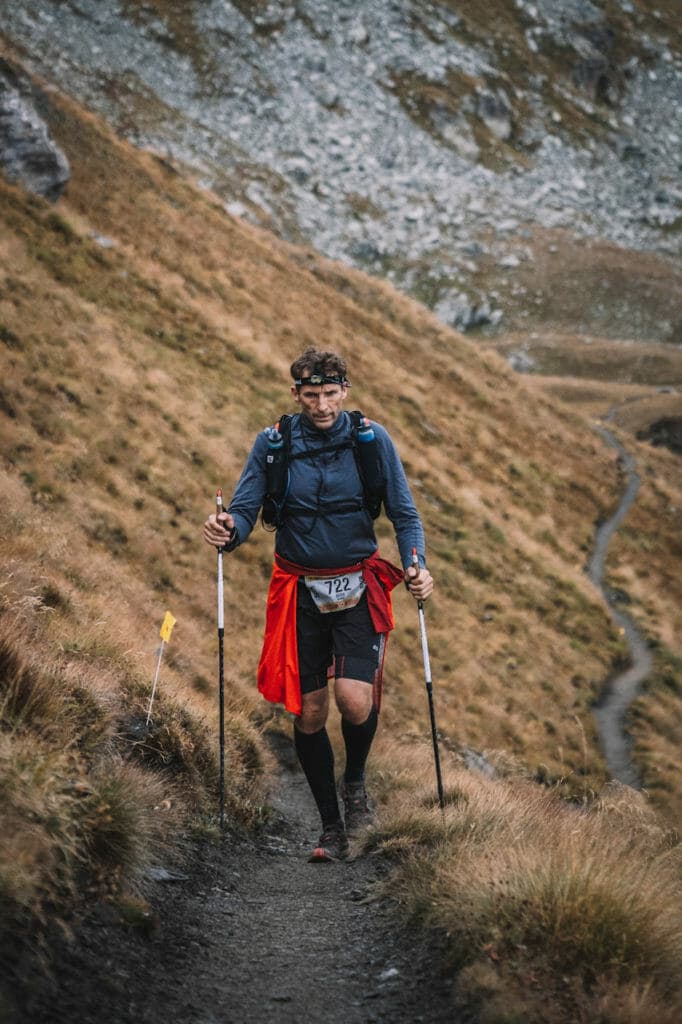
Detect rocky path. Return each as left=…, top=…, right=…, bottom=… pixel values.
left=588, top=423, right=653, bottom=788
left=18, top=755, right=456, bottom=1024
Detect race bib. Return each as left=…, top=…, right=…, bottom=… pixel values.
left=304, top=570, right=366, bottom=613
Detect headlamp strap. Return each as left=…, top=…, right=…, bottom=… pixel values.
left=294, top=373, right=349, bottom=387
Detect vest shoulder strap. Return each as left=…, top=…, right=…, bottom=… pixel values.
left=261, top=409, right=385, bottom=527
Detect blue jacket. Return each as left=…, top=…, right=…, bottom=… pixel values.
left=227, top=410, right=426, bottom=570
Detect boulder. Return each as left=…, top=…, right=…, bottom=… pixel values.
left=434, top=292, right=503, bottom=332
left=571, top=23, right=622, bottom=106
left=0, top=67, right=69, bottom=201
left=476, top=89, right=513, bottom=141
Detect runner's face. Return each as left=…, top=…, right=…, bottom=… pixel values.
left=291, top=383, right=348, bottom=430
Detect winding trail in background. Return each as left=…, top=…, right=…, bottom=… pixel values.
left=587, top=418, right=652, bottom=788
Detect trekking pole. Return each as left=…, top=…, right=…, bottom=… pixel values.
left=412, top=548, right=445, bottom=813
left=216, top=488, right=226, bottom=830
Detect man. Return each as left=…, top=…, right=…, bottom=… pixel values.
left=203, top=347, right=433, bottom=862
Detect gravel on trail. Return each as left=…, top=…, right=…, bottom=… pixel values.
left=14, top=755, right=457, bottom=1024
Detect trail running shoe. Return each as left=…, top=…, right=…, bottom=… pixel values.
left=308, top=823, right=349, bottom=863
left=339, top=777, right=374, bottom=834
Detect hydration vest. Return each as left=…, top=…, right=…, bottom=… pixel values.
left=261, top=411, right=385, bottom=528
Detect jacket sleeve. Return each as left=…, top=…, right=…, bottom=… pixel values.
left=373, top=422, right=427, bottom=570
left=226, top=432, right=269, bottom=547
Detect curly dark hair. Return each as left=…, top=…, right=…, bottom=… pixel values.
left=290, top=347, right=349, bottom=384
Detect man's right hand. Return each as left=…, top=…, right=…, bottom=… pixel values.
left=203, top=512, right=236, bottom=549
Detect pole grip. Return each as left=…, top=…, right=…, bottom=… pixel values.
left=216, top=487, right=227, bottom=554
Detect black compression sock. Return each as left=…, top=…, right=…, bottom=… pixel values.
left=293, top=725, right=341, bottom=829
left=341, top=706, right=378, bottom=785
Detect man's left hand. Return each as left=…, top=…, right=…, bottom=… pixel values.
left=404, top=565, right=434, bottom=601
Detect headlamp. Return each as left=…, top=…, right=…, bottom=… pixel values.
left=294, top=373, right=350, bottom=387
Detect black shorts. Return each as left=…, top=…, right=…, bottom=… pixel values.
left=296, top=581, right=383, bottom=694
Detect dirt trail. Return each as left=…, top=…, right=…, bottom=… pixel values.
left=588, top=423, right=652, bottom=788
left=17, top=753, right=456, bottom=1024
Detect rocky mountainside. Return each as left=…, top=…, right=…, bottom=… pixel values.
left=1, top=0, right=681, bottom=343
left=0, top=59, right=69, bottom=200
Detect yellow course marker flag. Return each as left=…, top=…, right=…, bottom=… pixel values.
left=160, top=611, right=177, bottom=643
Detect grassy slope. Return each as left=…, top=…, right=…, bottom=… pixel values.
left=365, top=741, right=682, bottom=1024
left=2, top=83, right=626, bottom=787
left=1, top=58, right=682, bottom=1022
left=519, top=369, right=682, bottom=823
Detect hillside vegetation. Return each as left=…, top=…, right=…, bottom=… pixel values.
left=2, top=61, right=682, bottom=1023
left=364, top=740, right=682, bottom=1024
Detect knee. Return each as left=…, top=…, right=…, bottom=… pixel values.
left=296, top=709, right=327, bottom=734
left=341, top=703, right=373, bottom=726
left=335, top=681, right=373, bottom=725
left=296, top=690, right=329, bottom=734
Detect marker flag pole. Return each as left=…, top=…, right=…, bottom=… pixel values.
left=146, top=611, right=176, bottom=727
left=216, top=488, right=226, bottom=830
left=412, top=548, right=445, bottom=813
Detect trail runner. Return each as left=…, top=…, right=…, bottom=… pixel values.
left=203, top=348, right=433, bottom=861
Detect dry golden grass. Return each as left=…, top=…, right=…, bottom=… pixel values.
left=1, top=46, right=682, bottom=1019
left=1, top=54, right=680, bottom=802
left=609, top=394, right=682, bottom=437
left=0, top=605, right=180, bottom=910
left=0, top=488, right=271, bottom=957
left=486, top=332, right=682, bottom=389
left=0, top=80, right=634, bottom=799
left=478, top=220, right=682, bottom=347
left=365, top=741, right=682, bottom=1024
left=523, top=375, right=666, bottom=422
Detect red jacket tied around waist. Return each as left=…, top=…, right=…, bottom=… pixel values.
left=257, top=553, right=404, bottom=715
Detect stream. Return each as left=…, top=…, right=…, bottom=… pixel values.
left=587, top=424, right=652, bottom=788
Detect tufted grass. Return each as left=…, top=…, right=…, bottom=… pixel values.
left=365, top=741, right=682, bottom=1023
